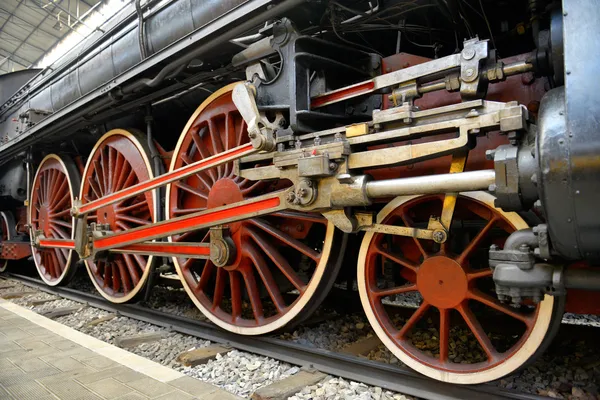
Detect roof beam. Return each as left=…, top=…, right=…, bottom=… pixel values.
left=1, top=0, right=69, bottom=69
left=0, top=30, right=47, bottom=53
left=0, top=7, right=61, bottom=40
left=0, top=47, right=31, bottom=69
left=31, top=0, right=102, bottom=33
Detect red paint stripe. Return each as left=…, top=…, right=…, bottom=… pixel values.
left=120, top=243, right=210, bottom=256
left=311, top=81, right=375, bottom=109
left=79, top=143, right=254, bottom=214
left=95, top=196, right=281, bottom=250
left=39, top=239, right=75, bottom=249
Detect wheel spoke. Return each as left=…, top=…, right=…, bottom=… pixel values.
left=192, top=127, right=217, bottom=183
left=372, top=283, right=417, bottom=298
left=400, top=214, right=428, bottom=258
left=116, top=259, right=132, bottom=293
left=50, top=225, right=70, bottom=240
left=467, top=268, right=493, bottom=281
left=439, top=308, right=450, bottom=362
left=375, top=244, right=419, bottom=273
left=397, top=301, right=430, bottom=338
left=195, top=261, right=214, bottom=293
left=249, top=218, right=320, bottom=261
left=239, top=263, right=264, bottom=322
left=117, top=214, right=150, bottom=226
left=52, top=191, right=71, bottom=212
left=49, top=175, right=68, bottom=208
left=111, top=263, right=120, bottom=292
left=174, top=181, right=208, bottom=200
left=456, top=302, right=499, bottom=361
left=123, top=254, right=141, bottom=286
left=88, top=177, right=103, bottom=200
left=468, top=289, right=533, bottom=326
left=212, top=267, right=226, bottom=310
left=207, top=119, right=225, bottom=178
left=49, top=251, right=61, bottom=278
left=245, top=226, right=306, bottom=292
left=456, top=217, right=499, bottom=264
left=229, top=270, right=242, bottom=321
left=117, top=200, right=148, bottom=214
left=244, top=243, right=287, bottom=313
left=181, top=153, right=213, bottom=190
left=114, top=162, right=131, bottom=192
left=50, top=208, right=71, bottom=219
left=50, top=219, right=72, bottom=230
left=102, top=261, right=111, bottom=288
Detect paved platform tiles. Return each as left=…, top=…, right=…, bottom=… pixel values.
left=0, top=299, right=243, bottom=400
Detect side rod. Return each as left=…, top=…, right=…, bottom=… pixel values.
left=38, top=239, right=211, bottom=259
left=74, top=142, right=256, bottom=216
left=93, top=192, right=285, bottom=251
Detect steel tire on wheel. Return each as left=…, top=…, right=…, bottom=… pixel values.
left=0, top=211, right=15, bottom=273
left=166, top=83, right=345, bottom=335
left=80, top=129, right=157, bottom=303
left=358, top=191, right=563, bottom=384
left=29, top=154, right=81, bottom=285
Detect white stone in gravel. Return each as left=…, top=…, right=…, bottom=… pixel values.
left=178, top=349, right=298, bottom=397
left=288, top=377, right=412, bottom=400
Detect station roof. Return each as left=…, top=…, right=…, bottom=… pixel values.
left=0, top=0, right=108, bottom=74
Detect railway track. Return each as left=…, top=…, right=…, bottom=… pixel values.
left=4, top=272, right=549, bottom=400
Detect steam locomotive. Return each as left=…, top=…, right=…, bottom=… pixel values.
left=0, top=0, right=598, bottom=384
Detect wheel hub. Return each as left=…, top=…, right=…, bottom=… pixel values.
left=39, top=206, right=50, bottom=236
left=97, top=205, right=117, bottom=228
left=207, top=179, right=244, bottom=234
left=417, top=255, right=468, bottom=309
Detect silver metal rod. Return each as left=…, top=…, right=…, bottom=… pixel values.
left=365, top=169, right=495, bottom=198
left=502, top=60, right=534, bottom=77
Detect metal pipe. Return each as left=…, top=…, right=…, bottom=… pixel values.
left=565, top=268, right=600, bottom=291
left=365, top=169, right=495, bottom=198
left=504, top=228, right=537, bottom=251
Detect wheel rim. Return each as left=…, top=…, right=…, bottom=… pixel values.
left=0, top=212, right=12, bottom=272
left=166, top=83, right=342, bottom=334
left=358, top=192, right=558, bottom=384
left=29, top=154, right=80, bottom=285
left=81, top=129, right=156, bottom=303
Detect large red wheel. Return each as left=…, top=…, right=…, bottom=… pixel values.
left=80, top=129, right=157, bottom=303
left=0, top=211, right=15, bottom=273
left=29, top=154, right=80, bottom=285
left=358, top=192, right=563, bottom=384
left=166, top=83, right=345, bottom=335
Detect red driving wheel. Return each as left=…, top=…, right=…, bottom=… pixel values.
left=29, top=154, right=80, bottom=285
left=166, top=83, right=345, bottom=335
left=80, top=129, right=156, bottom=303
left=358, top=192, right=563, bottom=384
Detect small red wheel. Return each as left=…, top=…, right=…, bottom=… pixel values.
left=358, top=192, right=563, bottom=384
left=0, top=211, right=15, bottom=273
left=80, top=129, right=157, bottom=303
left=166, top=83, right=345, bottom=335
left=29, top=154, right=80, bottom=285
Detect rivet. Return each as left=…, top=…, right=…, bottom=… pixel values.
left=566, top=71, right=571, bottom=75
left=563, top=11, right=568, bottom=16
left=575, top=190, right=580, bottom=195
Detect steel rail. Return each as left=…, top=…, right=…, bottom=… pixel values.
left=6, top=272, right=548, bottom=400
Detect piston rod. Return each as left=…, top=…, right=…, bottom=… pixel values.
left=365, top=169, right=495, bottom=198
